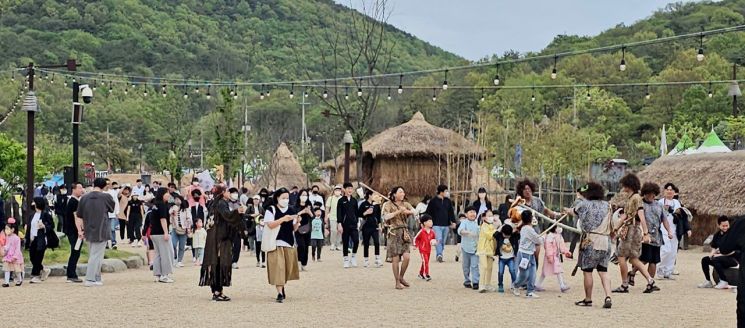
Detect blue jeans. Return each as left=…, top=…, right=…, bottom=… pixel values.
left=433, top=226, right=450, bottom=258
left=512, top=252, right=537, bottom=293
left=109, top=218, right=118, bottom=245
left=170, top=230, right=187, bottom=262
left=498, top=257, right=517, bottom=287
left=461, top=251, right=480, bottom=284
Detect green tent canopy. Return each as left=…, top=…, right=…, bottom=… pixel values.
left=695, top=130, right=731, bottom=154
left=668, top=133, right=697, bottom=155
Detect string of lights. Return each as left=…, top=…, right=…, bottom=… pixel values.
left=30, top=24, right=745, bottom=89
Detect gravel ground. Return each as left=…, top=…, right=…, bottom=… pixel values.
left=3, top=244, right=737, bottom=327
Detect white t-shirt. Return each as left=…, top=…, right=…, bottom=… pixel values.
left=106, top=189, right=120, bottom=218
left=30, top=212, right=42, bottom=239
left=132, top=185, right=146, bottom=196
left=263, top=206, right=297, bottom=247
left=309, top=194, right=324, bottom=208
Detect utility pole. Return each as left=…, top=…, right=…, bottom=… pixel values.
left=241, top=98, right=250, bottom=187
left=733, top=63, right=739, bottom=117
left=200, top=132, right=204, bottom=170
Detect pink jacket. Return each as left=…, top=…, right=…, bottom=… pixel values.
left=542, top=232, right=569, bottom=275
left=185, top=185, right=206, bottom=207
left=3, top=234, right=24, bottom=264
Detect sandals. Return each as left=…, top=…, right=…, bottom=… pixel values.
left=627, top=272, right=636, bottom=286
left=399, top=279, right=410, bottom=288
left=212, top=293, right=231, bottom=302
left=575, top=299, right=593, bottom=307
left=603, top=296, right=612, bottom=309
left=643, top=280, right=657, bottom=294
left=612, top=285, right=629, bottom=293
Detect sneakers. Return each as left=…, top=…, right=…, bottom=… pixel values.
left=560, top=286, right=571, bottom=293
left=526, top=292, right=540, bottom=298
left=231, top=263, right=239, bottom=269
left=418, top=274, right=426, bottom=280
left=714, top=280, right=730, bottom=289
left=534, top=286, right=546, bottom=292
left=30, top=276, right=42, bottom=284
left=343, top=257, right=350, bottom=268
left=112, top=244, right=118, bottom=250
left=463, top=282, right=472, bottom=289
left=478, top=287, right=488, bottom=293
left=41, top=268, right=51, bottom=281
left=374, top=257, right=383, bottom=267
left=261, top=262, right=266, bottom=268
left=511, top=286, right=520, bottom=296
left=498, top=286, right=505, bottom=293
left=176, top=262, right=184, bottom=268
left=471, top=283, right=479, bottom=290
left=698, top=281, right=715, bottom=288
left=159, top=276, right=175, bottom=283
left=66, top=277, right=83, bottom=283
left=83, top=280, right=103, bottom=287
left=1, top=283, right=8, bottom=288
left=256, top=262, right=261, bottom=268
left=351, top=256, right=358, bottom=267
left=436, top=255, right=443, bottom=263
left=300, top=265, right=306, bottom=272
left=425, top=275, right=432, bottom=281
left=364, top=258, right=370, bottom=268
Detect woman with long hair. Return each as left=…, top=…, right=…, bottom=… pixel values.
left=26, top=197, right=54, bottom=283
left=294, top=189, right=313, bottom=271
left=199, top=184, right=246, bottom=301
left=150, top=189, right=175, bottom=283
left=382, top=186, right=415, bottom=289
left=170, top=195, right=192, bottom=267
left=472, top=187, right=492, bottom=218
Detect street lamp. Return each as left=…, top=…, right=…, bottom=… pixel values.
left=72, top=80, right=93, bottom=183
left=342, top=130, right=354, bottom=184
left=137, top=143, right=143, bottom=173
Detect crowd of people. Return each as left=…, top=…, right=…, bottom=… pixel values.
left=0, top=173, right=741, bottom=322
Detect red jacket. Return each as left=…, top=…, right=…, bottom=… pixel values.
left=415, top=228, right=436, bottom=253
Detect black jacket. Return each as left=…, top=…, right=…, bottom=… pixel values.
left=55, top=194, right=68, bottom=215
left=497, top=203, right=510, bottom=223
left=25, top=211, right=54, bottom=250
left=472, top=199, right=493, bottom=214
left=426, top=196, right=456, bottom=227
left=718, top=217, right=744, bottom=311
left=64, top=197, right=79, bottom=237
left=337, top=196, right=362, bottom=228
left=493, top=230, right=520, bottom=257
left=359, top=200, right=381, bottom=231
left=672, top=209, right=691, bottom=241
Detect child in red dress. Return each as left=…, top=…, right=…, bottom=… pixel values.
left=415, top=214, right=437, bottom=281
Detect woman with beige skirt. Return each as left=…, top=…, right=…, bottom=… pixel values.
left=264, top=188, right=303, bottom=303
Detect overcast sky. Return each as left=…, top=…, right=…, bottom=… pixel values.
left=334, top=0, right=699, bottom=60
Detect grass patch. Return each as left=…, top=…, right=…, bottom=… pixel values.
left=21, top=235, right=138, bottom=265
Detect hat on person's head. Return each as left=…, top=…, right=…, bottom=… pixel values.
left=334, top=185, right=342, bottom=190
left=7, top=217, right=16, bottom=225
left=252, top=195, right=261, bottom=200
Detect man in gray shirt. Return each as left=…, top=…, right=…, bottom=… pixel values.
left=76, top=178, right=115, bottom=287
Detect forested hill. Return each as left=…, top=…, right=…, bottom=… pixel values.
left=0, top=0, right=463, bottom=79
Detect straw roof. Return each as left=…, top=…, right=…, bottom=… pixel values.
left=613, top=151, right=745, bottom=216
left=257, top=142, right=308, bottom=190
left=320, top=112, right=483, bottom=168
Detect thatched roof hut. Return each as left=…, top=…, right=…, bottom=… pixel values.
left=257, top=142, right=308, bottom=190
left=322, top=112, right=492, bottom=201
left=613, top=151, right=745, bottom=244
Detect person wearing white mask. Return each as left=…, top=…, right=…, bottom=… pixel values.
left=309, top=185, right=324, bottom=208
left=264, top=188, right=301, bottom=303
left=227, top=187, right=243, bottom=269
left=294, top=189, right=314, bottom=271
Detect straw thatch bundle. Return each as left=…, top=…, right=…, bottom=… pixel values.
left=612, top=151, right=745, bottom=244
left=257, top=142, right=308, bottom=190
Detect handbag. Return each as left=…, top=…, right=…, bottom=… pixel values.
left=298, top=223, right=311, bottom=234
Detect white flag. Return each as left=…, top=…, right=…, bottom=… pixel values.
left=660, top=124, right=668, bottom=156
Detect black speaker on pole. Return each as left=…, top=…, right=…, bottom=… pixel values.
left=63, top=166, right=73, bottom=189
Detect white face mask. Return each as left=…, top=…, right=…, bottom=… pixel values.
left=484, top=216, right=493, bottom=224
left=60, top=189, right=67, bottom=195
left=444, top=191, right=451, bottom=198
left=230, top=193, right=239, bottom=201
left=278, top=199, right=290, bottom=208
left=192, top=182, right=199, bottom=186
left=300, top=195, right=308, bottom=202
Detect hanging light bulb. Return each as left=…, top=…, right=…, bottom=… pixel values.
left=11, top=71, right=15, bottom=81
left=551, top=56, right=558, bottom=79
left=260, top=84, right=265, bottom=100
left=480, top=88, right=485, bottom=102
left=619, top=47, right=627, bottom=72
left=708, top=82, right=713, bottom=98
left=586, top=86, right=591, bottom=101
left=194, top=85, right=200, bottom=94
left=289, top=83, right=294, bottom=99
left=323, top=81, right=328, bottom=99
left=64, top=80, right=68, bottom=87
left=442, top=69, right=449, bottom=90
left=124, top=87, right=128, bottom=95
left=143, top=87, right=148, bottom=97
left=229, top=85, right=235, bottom=96
left=531, top=87, right=535, bottom=102
left=387, top=87, right=391, bottom=100
left=697, top=35, right=705, bottom=62
left=183, top=88, right=188, bottom=99
left=304, top=88, right=309, bottom=98
left=266, top=87, right=271, bottom=97
left=345, top=87, right=349, bottom=100
left=432, top=88, right=437, bottom=101
left=162, top=84, right=167, bottom=97
left=206, top=85, right=211, bottom=99
left=233, top=89, right=238, bottom=100
left=398, top=74, right=404, bottom=94
left=493, top=63, right=500, bottom=86
left=108, top=81, right=113, bottom=94
left=50, top=73, right=54, bottom=84
left=92, top=80, right=97, bottom=91
left=357, top=78, right=363, bottom=97
left=645, top=85, right=651, bottom=100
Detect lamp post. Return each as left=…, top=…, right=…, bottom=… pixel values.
left=342, top=130, right=354, bottom=184
left=22, top=63, right=38, bottom=218
left=137, top=143, right=143, bottom=173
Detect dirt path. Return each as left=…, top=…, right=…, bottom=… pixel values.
left=4, top=245, right=737, bottom=327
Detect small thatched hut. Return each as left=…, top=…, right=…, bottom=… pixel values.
left=613, top=151, right=745, bottom=245
left=257, top=142, right=308, bottom=190
left=321, top=112, right=488, bottom=200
